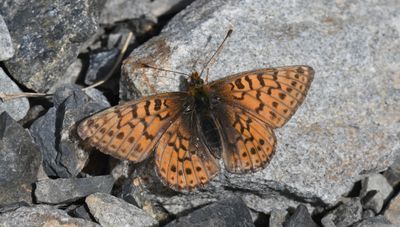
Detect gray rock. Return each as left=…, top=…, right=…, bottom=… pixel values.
left=383, top=155, right=400, bottom=187
left=384, top=191, right=400, bottom=226
left=0, top=201, right=29, bottom=214
left=18, top=105, right=45, bottom=128
left=69, top=205, right=96, bottom=222
left=269, top=209, right=288, bottom=227
left=35, top=175, right=114, bottom=204
left=49, top=59, right=83, bottom=93
left=0, top=15, right=14, bottom=60
left=360, top=174, right=393, bottom=213
left=30, top=86, right=108, bottom=177
left=86, top=192, right=158, bottom=227
left=85, top=48, right=119, bottom=85
left=166, top=196, right=254, bottom=227
left=0, top=0, right=102, bottom=92
left=284, top=204, right=317, bottom=227
left=0, top=68, right=29, bottom=121
left=84, top=87, right=111, bottom=108
left=100, top=0, right=194, bottom=24
left=353, top=215, right=396, bottom=227
left=321, top=198, right=362, bottom=227
left=0, top=205, right=99, bottom=227
left=120, top=0, right=400, bottom=207
left=0, top=112, right=42, bottom=204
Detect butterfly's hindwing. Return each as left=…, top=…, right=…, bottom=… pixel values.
left=155, top=111, right=220, bottom=191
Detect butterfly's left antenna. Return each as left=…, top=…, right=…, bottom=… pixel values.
left=199, top=29, right=233, bottom=80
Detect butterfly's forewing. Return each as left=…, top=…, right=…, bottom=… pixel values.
left=78, top=92, right=187, bottom=162
left=210, top=65, right=314, bottom=172
left=211, top=66, right=314, bottom=128
left=155, top=113, right=220, bottom=191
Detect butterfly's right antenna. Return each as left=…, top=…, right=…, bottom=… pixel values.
left=139, top=63, right=190, bottom=76
left=199, top=29, right=233, bottom=80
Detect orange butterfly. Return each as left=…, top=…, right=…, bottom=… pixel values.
left=78, top=30, right=314, bottom=191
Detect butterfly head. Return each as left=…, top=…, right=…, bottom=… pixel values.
left=188, top=71, right=204, bottom=87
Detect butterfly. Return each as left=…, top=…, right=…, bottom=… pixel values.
left=77, top=30, right=314, bottom=191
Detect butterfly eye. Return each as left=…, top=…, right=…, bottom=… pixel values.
left=184, top=103, right=193, bottom=113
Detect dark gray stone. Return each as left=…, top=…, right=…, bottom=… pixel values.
left=0, top=15, right=14, bottom=60
left=69, top=205, right=96, bottom=222
left=0, top=0, right=102, bottom=92
left=86, top=192, right=158, bottom=227
left=284, top=204, right=317, bottom=227
left=166, top=196, right=254, bottom=227
left=0, top=112, right=42, bottom=204
left=35, top=175, right=114, bottom=204
left=85, top=48, right=119, bottom=85
left=0, top=68, right=29, bottom=121
left=321, top=198, right=362, bottom=227
left=30, top=86, right=108, bottom=177
left=0, top=205, right=99, bottom=226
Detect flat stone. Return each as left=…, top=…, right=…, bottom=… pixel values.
left=120, top=0, right=400, bottom=207
left=384, top=191, right=400, bottom=226
left=165, top=196, right=254, bottom=227
left=285, top=205, right=317, bottom=227
left=0, top=15, right=14, bottom=60
left=0, top=0, right=102, bottom=92
left=353, top=215, right=396, bottom=227
left=0, top=205, right=99, bottom=227
left=86, top=192, right=158, bottom=227
left=0, top=68, right=29, bottom=121
left=100, top=0, right=193, bottom=24
left=321, top=198, right=363, bottom=227
left=0, top=112, right=41, bottom=204
left=35, top=175, right=114, bottom=204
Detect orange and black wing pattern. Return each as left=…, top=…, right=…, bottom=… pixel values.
left=154, top=113, right=220, bottom=191
left=78, top=92, right=187, bottom=163
left=210, top=65, right=314, bottom=173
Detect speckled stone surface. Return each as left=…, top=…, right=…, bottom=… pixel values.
left=0, top=68, right=29, bottom=121
left=0, top=0, right=102, bottom=92
left=120, top=0, right=400, bottom=208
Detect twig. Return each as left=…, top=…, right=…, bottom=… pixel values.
left=0, top=32, right=134, bottom=102
left=83, top=32, right=133, bottom=91
left=0, top=92, right=51, bottom=102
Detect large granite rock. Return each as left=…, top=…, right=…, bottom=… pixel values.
left=0, top=0, right=102, bottom=92
left=120, top=0, right=400, bottom=211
